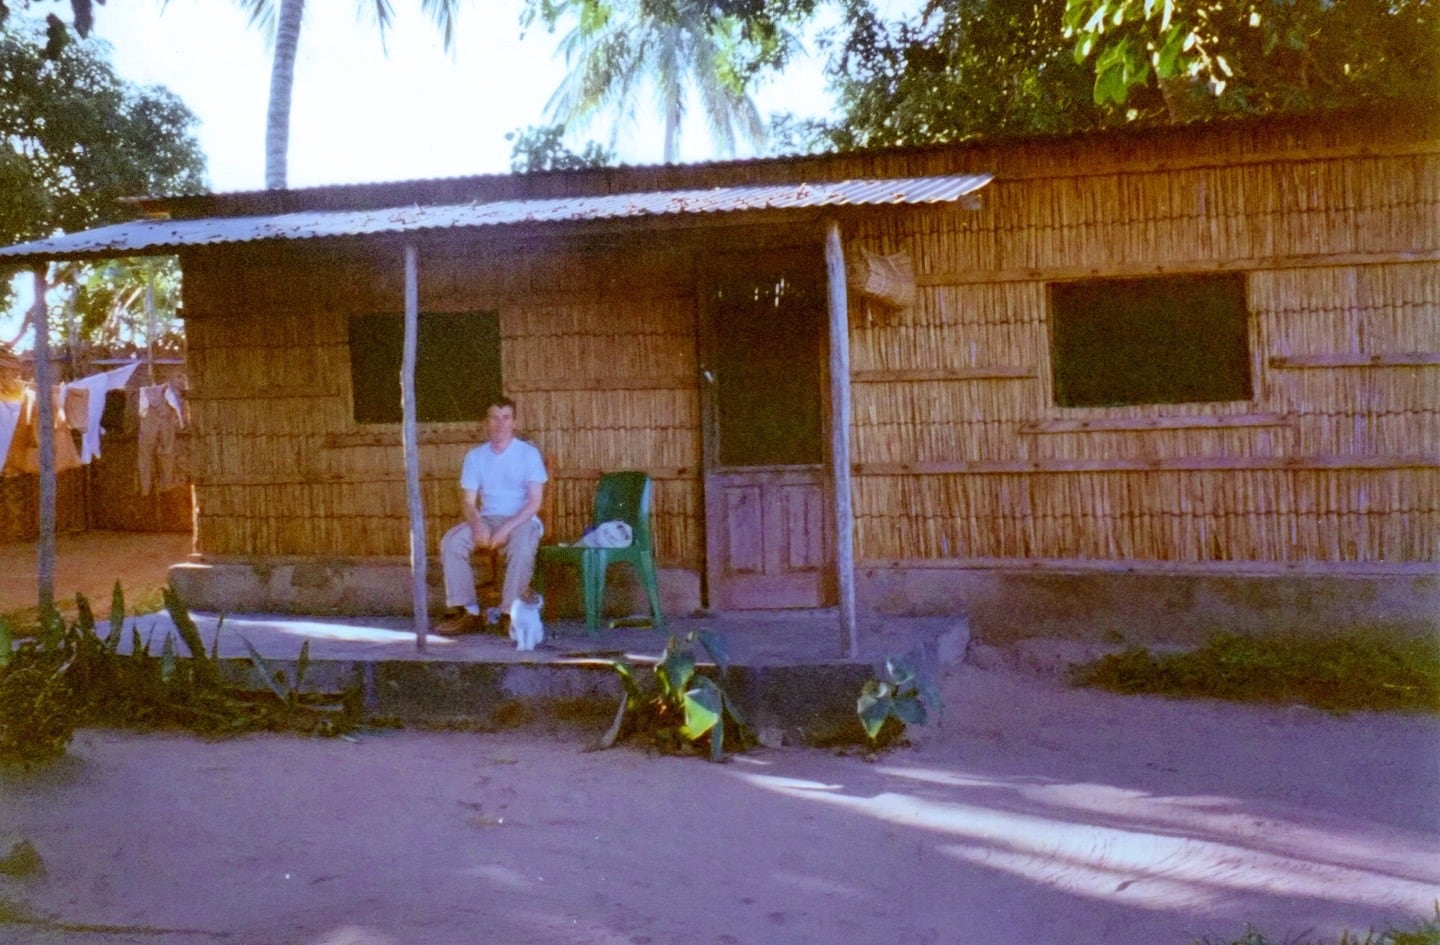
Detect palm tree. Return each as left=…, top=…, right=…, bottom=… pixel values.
left=235, top=0, right=462, bottom=189
left=545, top=0, right=767, bottom=164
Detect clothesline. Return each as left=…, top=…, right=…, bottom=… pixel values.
left=0, top=362, right=148, bottom=476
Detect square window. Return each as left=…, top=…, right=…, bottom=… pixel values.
left=348, top=312, right=502, bottom=424
left=1048, top=274, right=1252, bottom=407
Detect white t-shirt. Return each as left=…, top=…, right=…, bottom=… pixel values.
left=460, top=438, right=548, bottom=518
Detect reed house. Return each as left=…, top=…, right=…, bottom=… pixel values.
left=4, top=108, right=1436, bottom=643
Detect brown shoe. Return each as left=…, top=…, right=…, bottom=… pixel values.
left=433, top=611, right=483, bottom=637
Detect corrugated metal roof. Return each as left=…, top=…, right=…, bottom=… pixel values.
left=0, top=174, right=991, bottom=262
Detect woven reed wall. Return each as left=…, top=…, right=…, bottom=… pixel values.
left=846, top=128, right=1439, bottom=565
left=178, top=114, right=1438, bottom=570
left=0, top=469, right=87, bottom=543
left=181, top=239, right=704, bottom=566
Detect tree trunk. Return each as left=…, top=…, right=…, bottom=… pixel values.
left=266, top=0, right=305, bottom=190
left=663, top=96, right=680, bottom=164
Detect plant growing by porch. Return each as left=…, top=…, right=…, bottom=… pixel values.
left=594, top=629, right=751, bottom=761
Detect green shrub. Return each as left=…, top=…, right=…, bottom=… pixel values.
left=1194, top=905, right=1440, bottom=944
left=857, top=657, right=941, bottom=748
left=0, top=583, right=358, bottom=765
left=596, top=630, right=750, bottom=761
left=1072, top=632, right=1440, bottom=713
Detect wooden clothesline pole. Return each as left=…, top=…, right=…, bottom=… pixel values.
left=31, top=265, right=56, bottom=623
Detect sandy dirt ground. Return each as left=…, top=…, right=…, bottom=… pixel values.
left=0, top=531, right=191, bottom=619
left=0, top=654, right=1436, bottom=945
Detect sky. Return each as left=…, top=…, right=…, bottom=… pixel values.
left=89, top=0, right=839, bottom=192
left=2, top=0, right=842, bottom=341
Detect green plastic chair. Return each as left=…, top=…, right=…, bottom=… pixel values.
left=536, top=471, right=665, bottom=632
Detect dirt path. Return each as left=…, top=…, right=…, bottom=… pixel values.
left=0, top=661, right=1435, bottom=945
left=0, top=530, right=190, bottom=619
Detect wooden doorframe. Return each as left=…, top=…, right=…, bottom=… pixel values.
left=697, top=240, right=837, bottom=612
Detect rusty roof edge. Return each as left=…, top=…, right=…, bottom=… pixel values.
left=0, top=174, right=994, bottom=263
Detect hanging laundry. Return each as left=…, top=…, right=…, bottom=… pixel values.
left=138, top=382, right=184, bottom=495
left=62, top=362, right=139, bottom=463
left=0, top=400, right=19, bottom=472
left=0, top=345, right=20, bottom=467
left=2, top=386, right=83, bottom=476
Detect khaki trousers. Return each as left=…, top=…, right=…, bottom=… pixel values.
left=441, top=516, right=542, bottom=612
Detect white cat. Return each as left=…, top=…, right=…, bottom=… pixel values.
left=508, top=590, right=545, bottom=651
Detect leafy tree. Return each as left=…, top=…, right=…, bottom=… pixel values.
left=233, top=0, right=463, bottom=189
left=0, top=20, right=206, bottom=316
left=809, top=0, right=1439, bottom=151
left=812, top=0, right=1122, bottom=151
left=0, top=0, right=98, bottom=52
left=506, top=123, right=616, bottom=171
left=1061, top=0, right=1440, bottom=114
left=62, top=257, right=185, bottom=353
left=529, top=0, right=806, bottom=162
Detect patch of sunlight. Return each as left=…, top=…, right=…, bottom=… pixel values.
left=875, top=766, right=1046, bottom=790
left=250, top=621, right=442, bottom=645
left=940, top=841, right=1218, bottom=910
left=739, top=774, right=1440, bottom=916
left=738, top=774, right=843, bottom=792
left=214, top=617, right=444, bottom=646
left=876, top=766, right=1432, bottom=883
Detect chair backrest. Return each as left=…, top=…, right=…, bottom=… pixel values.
left=593, top=471, right=653, bottom=550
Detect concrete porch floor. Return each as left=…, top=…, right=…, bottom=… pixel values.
left=102, top=608, right=970, bottom=745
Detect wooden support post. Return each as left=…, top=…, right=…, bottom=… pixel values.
left=32, top=267, right=55, bottom=622
left=402, top=244, right=428, bottom=652
left=825, top=220, right=859, bottom=659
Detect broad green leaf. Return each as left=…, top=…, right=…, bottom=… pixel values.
left=104, top=583, right=125, bottom=652
left=1061, top=0, right=1086, bottom=32
left=609, top=659, right=645, bottom=703
left=1155, top=26, right=1186, bottom=76
left=164, top=585, right=218, bottom=685
left=295, top=640, right=311, bottom=693
left=695, top=629, right=729, bottom=674
left=709, top=711, right=725, bottom=762
left=160, top=633, right=177, bottom=682
left=893, top=696, right=928, bottom=726
left=679, top=681, right=721, bottom=740
left=109, top=581, right=125, bottom=636
left=658, top=645, right=695, bottom=696
left=857, top=694, right=892, bottom=739
left=75, top=593, right=94, bottom=632
left=0, top=617, right=11, bottom=669
left=886, top=658, right=918, bottom=687
left=720, top=688, right=747, bottom=729
left=239, top=634, right=290, bottom=701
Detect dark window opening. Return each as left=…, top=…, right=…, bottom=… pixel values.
left=1049, top=274, right=1252, bottom=407
left=348, top=312, right=502, bottom=424
left=710, top=263, right=826, bottom=467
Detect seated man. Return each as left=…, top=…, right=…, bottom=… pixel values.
left=435, top=395, right=548, bottom=636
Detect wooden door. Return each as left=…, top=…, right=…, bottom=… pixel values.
left=702, top=251, right=835, bottom=610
